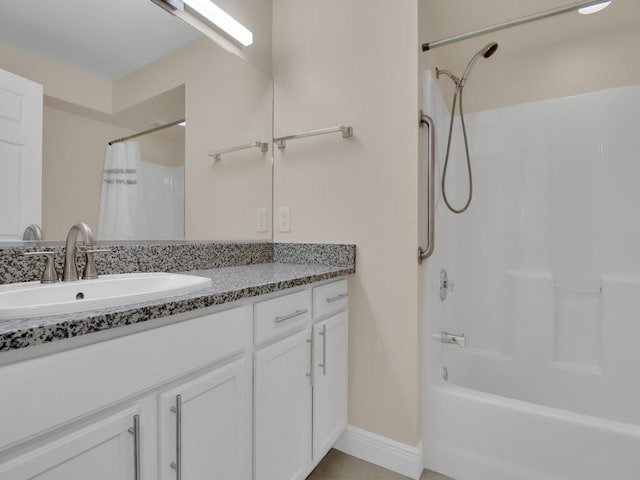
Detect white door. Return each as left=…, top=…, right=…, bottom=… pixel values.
left=312, top=311, right=348, bottom=462
left=0, top=408, right=139, bottom=480
left=158, top=358, right=251, bottom=480
left=0, top=68, right=42, bottom=241
left=254, top=329, right=312, bottom=480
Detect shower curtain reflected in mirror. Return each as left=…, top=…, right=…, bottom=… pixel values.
left=98, top=141, right=184, bottom=240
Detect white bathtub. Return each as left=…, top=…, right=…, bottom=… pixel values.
left=424, top=381, right=640, bottom=480
left=421, top=73, right=640, bottom=480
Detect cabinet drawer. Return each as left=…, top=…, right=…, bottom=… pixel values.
left=313, top=279, right=348, bottom=320
left=254, top=290, right=311, bottom=345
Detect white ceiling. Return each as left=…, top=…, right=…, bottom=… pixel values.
left=0, top=0, right=202, bottom=80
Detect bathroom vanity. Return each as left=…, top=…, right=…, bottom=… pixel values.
left=0, top=242, right=354, bottom=480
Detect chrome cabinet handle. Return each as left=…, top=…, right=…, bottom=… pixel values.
left=306, top=337, right=312, bottom=384
left=326, top=293, right=348, bottom=303
left=170, top=395, right=182, bottom=480
left=128, top=414, right=141, bottom=480
left=319, top=324, right=327, bottom=376
left=274, top=308, right=308, bottom=323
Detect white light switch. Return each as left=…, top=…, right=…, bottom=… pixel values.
left=278, top=207, right=291, bottom=232
left=256, top=208, right=268, bottom=233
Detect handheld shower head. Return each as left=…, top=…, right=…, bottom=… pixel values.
left=460, top=42, right=498, bottom=86
left=436, top=41, right=498, bottom=214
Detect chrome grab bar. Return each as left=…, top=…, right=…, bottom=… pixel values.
left=209, top=141, right=269, bottom=161
left=274, top=125, right=353, bottom=149
left=274, top=309, right=308, bottom=323
left=418, top=111, right=435, bottom=263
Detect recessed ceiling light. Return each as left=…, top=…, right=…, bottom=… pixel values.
left=578, top=1, right=612, bottom=15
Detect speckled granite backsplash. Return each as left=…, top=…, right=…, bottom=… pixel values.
left=273, top=243, right=356, bottom=267
left=0, top=241, right=355, bottom=285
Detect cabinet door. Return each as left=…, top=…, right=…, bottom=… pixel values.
left=254, top=329, right=312, bottom=480
left=0, top=408, right=139, bottom=480
left=313, top=311, right=348, bottom=463
left=158, top=358, right=251, bottom=480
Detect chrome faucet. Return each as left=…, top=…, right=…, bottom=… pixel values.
left=62, top=223, right=97, bottom=282
left=22, top=224, right=44, bottom=241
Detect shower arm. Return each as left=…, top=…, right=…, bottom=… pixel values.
left=436, top=68, right=461, bottom=88
left=418, top=111, right=435, bottom=264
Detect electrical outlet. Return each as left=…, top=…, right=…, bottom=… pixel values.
left=278, top=207, right=291, bottom=232
left=256, top=208, right=267, bottom=233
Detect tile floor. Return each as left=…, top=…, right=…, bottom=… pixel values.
left=307, top=449, right=453, bottom=480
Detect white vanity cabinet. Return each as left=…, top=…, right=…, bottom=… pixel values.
left=158, top=358, right=251, bottom=480
left=311, top=279, right=349, bottom=462
left=254, top=279, right=349, bottom=480
left=312, top=310, right=348, bottom=462
left=0, top=407, right=140, bottom=480
left=254, top=329, right=313, bottom=480
left=0, top=305, right=251, bottom=480
left=0, top=276, right=349, bottom=480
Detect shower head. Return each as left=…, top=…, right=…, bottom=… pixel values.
left=460, top=42, right=498, bottom=86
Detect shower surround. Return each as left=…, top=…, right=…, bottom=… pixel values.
left=422, top=70, right=640, bottom=479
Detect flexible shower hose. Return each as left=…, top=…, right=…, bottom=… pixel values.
left=442, top=85, right=473, bottom=214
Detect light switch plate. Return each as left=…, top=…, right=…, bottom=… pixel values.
left=278, top=207, right=291, bottom=232
left=256, top=208, right=268, bottom=233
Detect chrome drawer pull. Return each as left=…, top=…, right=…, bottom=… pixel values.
left=170, top=395, right=182, bottom=479
left=128, top=414, right=141, bottom=480
left=326, top=293, right=348, bottom=303
left=274, top=308, right=308, bottom=323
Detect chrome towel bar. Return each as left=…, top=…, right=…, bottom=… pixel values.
left=209, top=141, right=269, bottom=161
left=274, top=125, right=353, bottom=149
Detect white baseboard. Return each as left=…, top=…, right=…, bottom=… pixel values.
left=334, top=426, right=423, bottom=479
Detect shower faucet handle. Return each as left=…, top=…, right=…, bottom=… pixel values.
left=430, top=331, right=466, bottom=348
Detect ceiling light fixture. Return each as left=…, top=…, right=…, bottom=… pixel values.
left=578, top=1, right=612, bottom=14
left=151, top=0, right=253, bottom=47
left=182, top=0, right=253, bottom=46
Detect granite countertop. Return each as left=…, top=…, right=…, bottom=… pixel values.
left=0, top=262, right=353, bottom=353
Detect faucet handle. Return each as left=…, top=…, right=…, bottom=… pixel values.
left=81, top=248, right=110, bottom=280
left=23, top=251, right=59, bottom=284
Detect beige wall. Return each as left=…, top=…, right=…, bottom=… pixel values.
left=114, top=39, right=273, bottom=241
left=42, top=104, right=186, bottom=240
left=419, top=0, right=640, bottom=112
left=272, top=0, right=421, bottom=445
left=42, top=107, right=130, bottom=239
left=0, top=42, right=112, bottom=114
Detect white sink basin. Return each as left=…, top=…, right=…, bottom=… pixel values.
left=0, top=272, right=212, bottom=319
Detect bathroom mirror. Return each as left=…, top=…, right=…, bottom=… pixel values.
left=0, top=0, right=273, bottom=242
